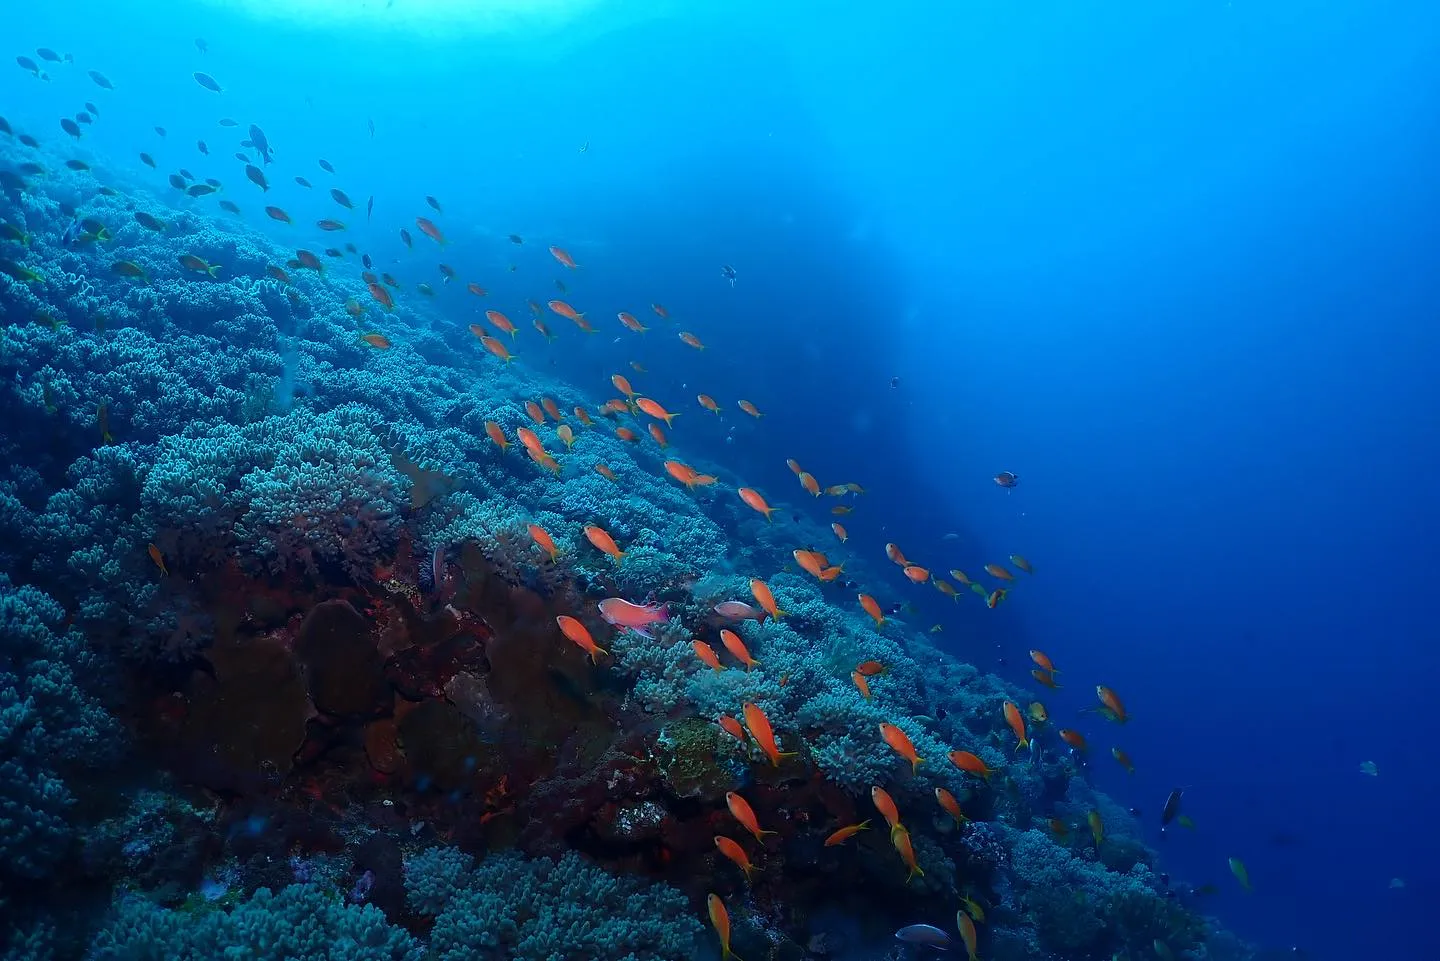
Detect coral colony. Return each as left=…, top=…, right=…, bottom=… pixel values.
left=0, top=96, right=1252, bottom=961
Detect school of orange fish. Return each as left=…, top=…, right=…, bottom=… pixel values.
left=13, top=43, right=1251, bottom=958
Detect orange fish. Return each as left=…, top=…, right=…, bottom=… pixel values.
left=361, top=333, right=391, bottom=349
left=726, top=791, right=776, bottom=842
left=611, top=373, right=636, bottom=398
left=548, top=299, right=583, bottom=321
left=556, top=424, right=576, bottom=450
left=651, top=302, right=669, bottom=318
left=831, top=522, right=848, bottom=542
left=679, top=331, right=705, bottom=350
left=366, top=282, right=393, bottom=310
left=885, top=543, right=909, bottom=566
left=647, top=423, right=669, bottom=448
left=824, top=821, right=870, bottom=846
left=948, top=750, right=992, bottom=779
left=583, top=525, right=625, bottom=562
left=871, top=785, right=902, bottom=830
left=1031, top=668, right=1060, bottom=689
left=707, top=894, right=739, bottom=961
left=539, top=397, right=563, bottom=421
left=935, top=580, right=959, bottom=599
left=984, top=563, right=1015, bottom=581
left=738, top=487, right=776, bottom=522
left=1059, top=729, right=1088, bottom=753
left=858, top=594, right=885, bottom=627
left=742, top=702, right=796, bottom=767
left=879, top=722, right=924, bottom=774
left=485, top=310, right=517, bottom=338
left=479, top=335, right=515, bottom=364
left=1096, top=685, right=1129, bottom=723
left=525, top=401, right=546, bottom=425
left=664, top=460, right=700, bottom=488
left=516, top=427, right=545, bottom=457
left=528, top=523, right=559, bottom=562
left=527, top=447, right=560, bottom=475
left=533, top=318, right=555, bottom=341
left=786, top=459, right=804, bottom=475
left=698, top=394, right=722, bottom=415
left=749, top=579, right=786, bottom=619
left=484, top=420, right=509, bottom=454
left=594, top=463, right=618, bottom=482
left=719, top=629, right=758, bottom=671
left=903, top=565, right=930, bottom=584
left=548, top=245, right=578, bottom=268
left=466, top=282, right=487, bottom=297
left=265, top=206, right=291, bottom=223
left=935, top=787, right=965, bottom=825
left=985, top=588, right=1007, bottom=609
left=415, top=216, right=446, bottom=244
left=890, top=823, right=924, bottom=884
left=824, top=484, right=848, bottom=496
left=147, top=543, right=167, bottom=576
left=714, top=835, right=759, bottom=883
left=797, top=472, right=821, bottom=497
left=571, top=316, right=596, bottom=334
left=831, top=505, right=854, bottom=515
left=1030, top=650, right=1058, bottom=673
left=615, top=426, right=640, bottom=443
left=1048, top=818, right=1069, bottom=838
left=793, top=549, right=827, bottom=579
left=1003, top=701, right=1029, bottom=752
left=718, top=714, right=749, bottom=745
left=855, top=660, right=887, bottom=677
left=1112, top=747, right=1135, bottom=774
left=692, top=639, right=726, bottom=673
left=574, top=406, right=593, bottom=426
left=618, top=311, right=648, bottom=333
left=737, top=399, right=762, bottom=418
left=555, top=615, right=607, bottom=663
left=636, top=397, right=679, bottom=427
left=956, top=910, right=978, bottom=961
left=851, top=671, right=872, bottom=699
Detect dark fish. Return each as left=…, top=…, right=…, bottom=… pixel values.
left=75, top=112, right=92, bottom=125
left=167, top=174, right=187, bottom=190
left=205, top=177, right=221, bottom=188
left=994, top=470, right=1019, bottom=488
left=97, top=186, right=117, bottom=196
left=0, top=171, right=27, bottom=192
left=233, top=152, right=247, bottom=162
left=16, top=56, right=41, bottom=76
left=247, top=124, right=271, bottom=165
left=37, top=48, right=62, bottom=62
left=195, top=37, right=208, bottom=54
left=426, top=195, right=442, bottom=212
left=0, top=115, right=10, bottom=135
left=218, top=200, right=240, bottom=215
left=417, top=282, right=434, bottom=296
left=193, top=72, right=222, bottom=93
left=218, top=118, right=238, bottom=127
left=324, top=248, right=343, bottom=258
left=64, top=159, right=89, bottom=171
left=366, top=195, right=373, bottom=221
left=245, top=165, right=268, bottom=191
left=139, top=152, right=156, bottom=168
left=399, top=228, right=412, bottom=249
left=85, top=101, right=99, bottom=115
left=1161, top=789, right=1184, bottom=827
left=180, top=168, right=194, bottom=180
left=111, top=260, right=147, bottom=281
left=87, top=70, right=113, bottom=89
left=722, top=263, right=737, bottom=286
left=134, top=211, right=165, bottom=231
left=344, top=242, right=357, bottom=254
left=18, top=134, right=39, bottom=148
left=154, top=126, right=166, bottom=137
left=382, top=272, right=398, bottom=287
left=329, top=187, right=352, bottom=208
left=555, top=279, right=566, bottom=292
left=239, top=139, right=252, bottom=148
left=362, top=254, right=372, bottom=269
left=294, top=176, right=311, bottom=188
left=318, top=159, right=334, bottom=173
left=368, top=117, right=374, bottom=138
left=197, top=140, right=208, bottom=155
left=18, top=162, right=43, bottom=176
left=60, top=118, right=81, bottom=139
left=508, top=234, right=523, bottom=244
left=186, top=183, right=217, bottom=197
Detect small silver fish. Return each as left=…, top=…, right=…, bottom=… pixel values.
left=895, top=924, right=952, bottom=951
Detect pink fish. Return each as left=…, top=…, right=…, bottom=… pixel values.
left=597, top=598, right=672, bottom=637
left=713, top=601, right=769, bottom=623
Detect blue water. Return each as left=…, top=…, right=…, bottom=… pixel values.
left=5, top=0, right=1440, bottom=958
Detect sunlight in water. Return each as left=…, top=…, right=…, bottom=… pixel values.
left=214, top=0, right=608, bottom=36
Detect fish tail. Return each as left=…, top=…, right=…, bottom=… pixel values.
left=590, top=645, right=609, bottom=663
left=207, top=265, right=220, bottom=277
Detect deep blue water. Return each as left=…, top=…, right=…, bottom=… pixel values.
left=5, top=0, right=1440, bottom=958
